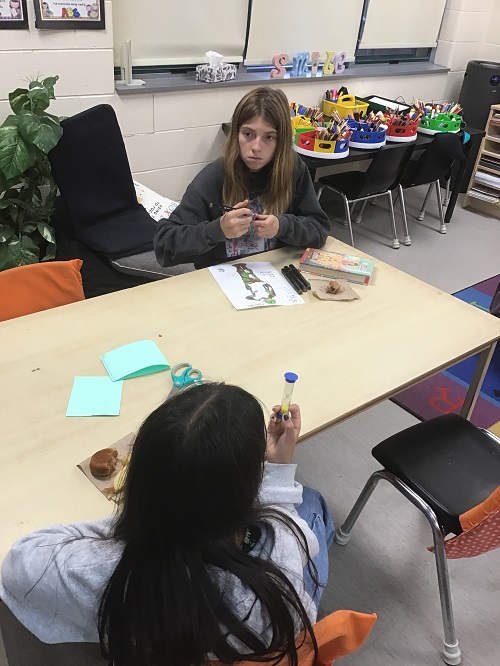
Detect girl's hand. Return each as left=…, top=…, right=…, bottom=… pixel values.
left=220, top=200, right=253, bottom=239
left=266, top=404, right=301, bottom=464
left=254, top=214, right=279, bottom=239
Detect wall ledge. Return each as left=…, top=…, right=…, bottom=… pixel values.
left=115, top=62, right=449, bottom=96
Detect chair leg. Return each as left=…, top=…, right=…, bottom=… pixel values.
left=417, top=183, right=433, bottom=221
left=336, top=470, right=461, bottom=666
left=435, top=180, right=447, bottom=234
left=343, top=196, right=355, bottom=247
left=399, top=185, right=411, bottom=246
left=444, top=178, right=451, bottom=206
left=387, top=191, right=400, bottom=249
left=334, top=471, right=383, bottom=545
left=355, top=199, right=368, bottom=224
left=316, top=185, right=325, bottom=202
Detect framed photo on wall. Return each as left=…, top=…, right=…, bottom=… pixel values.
left=0, top=0, right=29, bottom=29
left=34, top=0, right=105, bottom=29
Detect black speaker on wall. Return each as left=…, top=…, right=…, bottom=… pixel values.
left=459, top=60, right=500, bottom=130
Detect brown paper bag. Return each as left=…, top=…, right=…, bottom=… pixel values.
left=77, top=432, right=134, bottom=502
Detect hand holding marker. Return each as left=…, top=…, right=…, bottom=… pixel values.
left=276, top=372, right=298, bottom=421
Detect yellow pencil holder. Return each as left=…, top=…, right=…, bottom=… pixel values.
left=322, top=94, right=369, bottom=119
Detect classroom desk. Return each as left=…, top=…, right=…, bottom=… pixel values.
left=1, top=237, right=499, bottom=559
left=221, top=124, right=484, bottom=225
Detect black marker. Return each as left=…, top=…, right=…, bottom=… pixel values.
left=282, top=266, right=303, bottom=294
left=288, top=264, right=311, bottom=290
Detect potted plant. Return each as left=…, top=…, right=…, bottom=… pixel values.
left=0, top=76, right=63, bottom=271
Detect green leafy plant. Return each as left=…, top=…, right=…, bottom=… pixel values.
left=0, top=76, right=63, bottom=271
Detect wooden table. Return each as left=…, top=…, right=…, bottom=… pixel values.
left=1, top=238, right=499, bottom=559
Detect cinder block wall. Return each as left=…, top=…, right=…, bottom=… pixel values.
left=1, top=0, right=495, bottom=202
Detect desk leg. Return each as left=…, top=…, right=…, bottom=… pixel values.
left=460, top=342, right=497, bottom=420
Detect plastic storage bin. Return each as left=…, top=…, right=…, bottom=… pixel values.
left=384, top=118, right=419, bottom=142
left=417, top=113, right=462, bottom=135
left=322, top=94, right=369, bottom=119
left=294, top=130, right=349, bottom=159
left=347, top=120, right=386, bottom=149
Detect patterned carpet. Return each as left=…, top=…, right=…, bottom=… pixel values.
left=392, top=275, right=500, bottom=435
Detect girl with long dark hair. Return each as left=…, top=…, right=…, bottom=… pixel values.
left=154, top=87, right=330, bottom=269
left=0, top=382, right=334, bottom=666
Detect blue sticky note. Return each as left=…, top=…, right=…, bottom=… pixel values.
left=100, top=340, right=170, bottom=382
left=66, top=376, right=123, bottom=417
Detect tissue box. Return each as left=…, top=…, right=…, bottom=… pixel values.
left=196, top=63, right=237, bottom=83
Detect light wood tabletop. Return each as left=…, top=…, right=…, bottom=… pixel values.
left=1, top=237, right=499, bottom=558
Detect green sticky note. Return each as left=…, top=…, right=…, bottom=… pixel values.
left=100, top=340, right=170, bottom=382
left=66, top=376, right=123, bottom=417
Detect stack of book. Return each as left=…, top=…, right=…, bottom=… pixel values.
left=467, top=185, right=500, bottom=204
left=299, top=248, right=375, bottom=285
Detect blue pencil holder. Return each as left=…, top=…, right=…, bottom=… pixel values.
left=347, top=120, right=386, bottom=149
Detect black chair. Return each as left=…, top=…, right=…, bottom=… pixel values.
left=49, top=104, right=194, bottom=297
left=398, top=133, right=465, bottom=245
left=334, top=414, right=500, bottom=666
left=316, top=144, right=415, bottom=249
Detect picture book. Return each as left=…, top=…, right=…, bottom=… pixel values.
left=133, top=181, right=179, bottom=222
left=299, top=248, right=374, bottom=285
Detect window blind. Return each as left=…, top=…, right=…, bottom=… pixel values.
left=244, top=0, right=365, bottom=66
left=359, top=0, right=447, bottom=50
left=112, top=0, right=248, bottom=66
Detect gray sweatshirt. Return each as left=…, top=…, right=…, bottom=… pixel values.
left=0, top=463, right=318, bottom=645
left=154, top=154, right=330, bottom=269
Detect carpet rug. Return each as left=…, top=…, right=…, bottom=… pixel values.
left=392, top=275, right=500, bottom=434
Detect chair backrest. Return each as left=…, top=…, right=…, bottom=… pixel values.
left=212, top=610, right=377, bottom=666
left=404, top=133, right=465, bottom=188
left=443, top=504, right=500, bottom=559
left=0, top=260, right=85, bottom=321
left=48, top=104, right=140, bottom=233
left=357, top=144, right=415, bottom=198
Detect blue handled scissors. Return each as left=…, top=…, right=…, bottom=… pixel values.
left=168, top=362, right=203, bottom=398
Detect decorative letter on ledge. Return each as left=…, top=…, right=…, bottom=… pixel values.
left=270, top=53, right=289, bottom=78
left=323, top=50, right=335, bottom=75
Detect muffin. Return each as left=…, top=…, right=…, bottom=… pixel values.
left=89, top=448, right=118, bottom=478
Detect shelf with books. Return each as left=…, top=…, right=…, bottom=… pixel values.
left=464, top=103, right=500, bottom=219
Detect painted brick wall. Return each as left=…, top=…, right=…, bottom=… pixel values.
left=0, top=0, right=456, bottom=201
left=435, top=0, right=499, bottom=100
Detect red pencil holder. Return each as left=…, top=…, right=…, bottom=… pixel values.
left=384, top=118, right=418, bottom=143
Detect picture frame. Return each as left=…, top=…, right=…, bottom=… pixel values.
left=0, top=0, right=29, bottom=29
left=33, top=0, right=105, bottom=29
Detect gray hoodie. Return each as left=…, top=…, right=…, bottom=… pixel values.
left=154, top=154, right=330, bottom=269
left=0, top=463, right=318, bottom=645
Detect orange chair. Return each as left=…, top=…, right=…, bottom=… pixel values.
left=213, top=610, right=377, bottom=666
left=0, top=259, right=85, bottom=322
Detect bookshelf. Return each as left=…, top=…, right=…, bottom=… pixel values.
left=464, top=103, right=500, bottom=218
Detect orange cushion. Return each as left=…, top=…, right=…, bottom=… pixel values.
left=0, top=260, right=85, bottom=322
left=210, top=610, right=377, bottom=666
left=459, top=485, right=500, bottom=532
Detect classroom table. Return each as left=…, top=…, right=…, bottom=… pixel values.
left=299, top=128, right=484, bottom=226
left=1, top=237, right=499, bottom=560
left=221, top=124, right=484, bottom=225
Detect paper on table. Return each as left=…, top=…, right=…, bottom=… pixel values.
left=310, top=277, right=360, bottom=301
left=66, top=376, right=123, bottom=416
left=101, top=340, right=170, bottom=381
left=77, top=432, right=134, bottom=502
left=208, top=262, right=304, bottom=310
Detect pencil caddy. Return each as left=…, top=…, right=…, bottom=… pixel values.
left=195, top=63, right=237, bottom=83
left=322, top=94, right=369, bottom=120
left=347, top=119, right=386, bottom=149
left=384, top=118, right=419, bottom=143
left=418, top=113, right=462, bottom=135
left=294, top=130, right=349, bottom=159
left=291, top=115, right=313, bottom=144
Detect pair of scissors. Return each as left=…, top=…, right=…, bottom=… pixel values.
left=168, top=362, right=203, bottom=398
